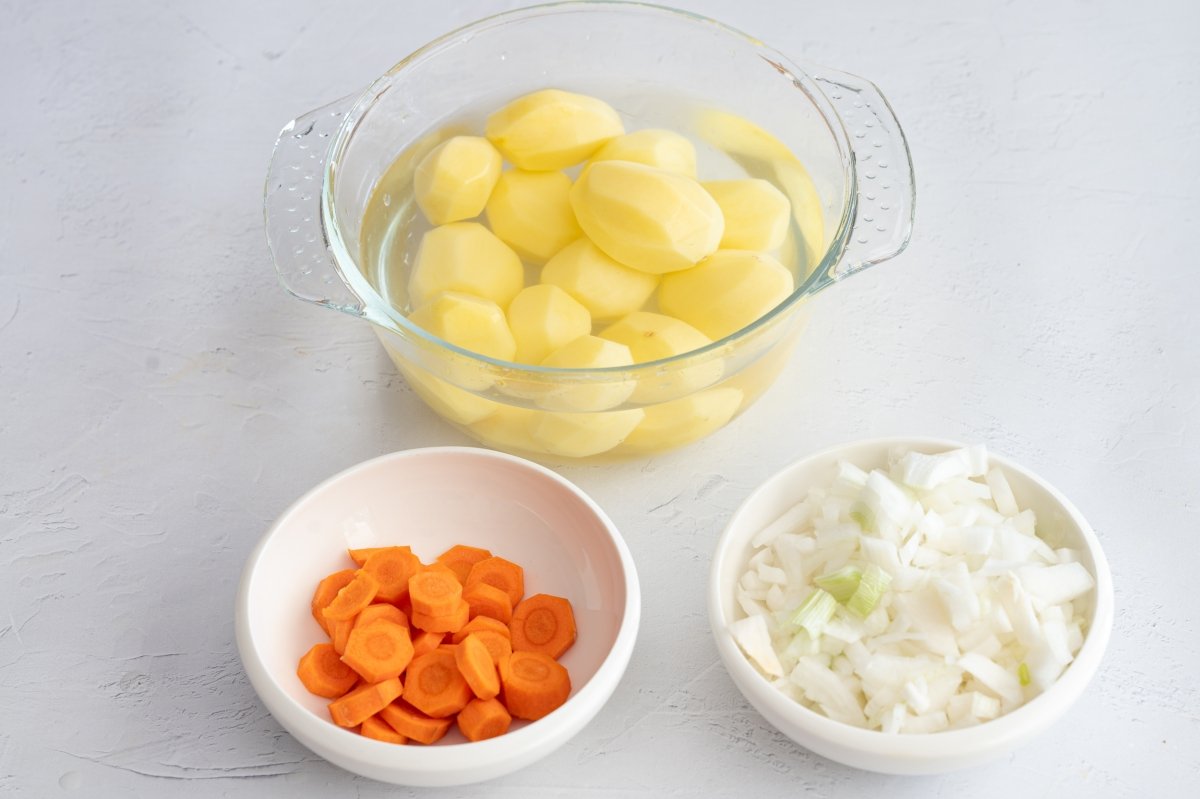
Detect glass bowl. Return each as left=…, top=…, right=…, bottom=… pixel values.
left=264, top=2, right=915, bottom=462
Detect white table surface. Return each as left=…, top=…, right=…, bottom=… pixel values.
left=3, top=0, right=1198, bottom=795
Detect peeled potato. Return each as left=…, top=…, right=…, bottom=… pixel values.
left=506, top=284, right=592, bottom=365
left=408, top=222, right=524, bottom=308
left=619, top=387, right=744, bottom=453
left=530, top=408, right=645, bottom=458
left=467, top=406, right=548, bottom=455
left=589, top=129, right=697, bottom=176
left=408, top=291, right=516, bottom=389
left=413, top=136, right=503, bottom=225
left=399, top=364, right=500, bottom=426
left=703, top=179, right=791, bottom=251
left=658, top=250, right=795, bottom=341
left=599, top=311, right=722, bottom=403
left=485, top=170, right=581, bottom=263
left=540, top=238, right=658, bottom=321
left=485, top=89, right=623, bottom=171
left=570, top=160, right=724, bottom=275
left=538, top=335, right=636, bottom=412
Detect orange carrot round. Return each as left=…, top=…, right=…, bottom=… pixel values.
left=363, top=547, right=423, bottom=604
left=451, top=615, right=511, bottom=644
left=341, top=619, right=414, bottom=684
left=348, top=546, right=402, bottom=568
left=403, top=649, right=474, bottom=718
left=435, top=544, right=493, bottom=584
left=456, top=697, right=512, bottom=742
left=311, top=569, right=356, bottom=635
left=330, top=616, right=355, bottom=655
left=464, top=556, right=524, bottom=606
left=499, top=650, right=571, bottom=721
left=328, top=677, right=403, bottom=727
left=410, top=600, right=470, bottom=634
left=354, top=603, right=409, bottom=632
left=409, top=570, right=463, bottom=617
left=464, top=581, right=514, bottom=625
left=423, top=561, right=463, bottom=585
left=379, top=700, right=453, bottom=745
left=510, top=593, right=577, bottom=659
left=471, top=629, right=513, bottom=665
left=322, top=570, right=379, bottom=621
left=455, top=634, right=501, bottom=701
left=411, top=629, right=445, bottom=659
left=360, top=714, right=408, bottom=744
left=296, top=643, right=358, bottom=699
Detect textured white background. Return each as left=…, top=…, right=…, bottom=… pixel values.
left=2, top=0, right=1198, bottom=796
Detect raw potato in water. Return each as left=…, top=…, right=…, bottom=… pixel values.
left=413, top=136, right=503, bottom=226
left=540, top=238, right=659, bottom=321
left=408, top=292, right=516, bottom=390
left=408, top=222, right=524, bottom=308
left=620, top=387, right=744, bottom=453
left=703, top=179, right=791, bottom=252
left=589, top=128, right=697, bottom=176
left=506, top=284, right=592, bottom=365
left=599, top=311, right=722, bottom=404
left=570, top=160, right=724, bottom=275
left=485, top=170, right=581, bottom=263
left=531, top=408, right=646, bottom=458
left=538, top=335, right=636, bottom=413
left=658, top=250, right=795, bottom=340
left=485, top=89, right=624, bottom=171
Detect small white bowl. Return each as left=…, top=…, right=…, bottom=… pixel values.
left=708, top=437, right=1114, bottom=775
left=235, top=447, right=640, bottom=786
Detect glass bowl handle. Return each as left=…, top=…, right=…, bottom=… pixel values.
left=815, top=69, right=916, bottom=284
left=263, top=95, right=365, bottom=315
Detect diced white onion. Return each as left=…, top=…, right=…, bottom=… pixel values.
left=732, top=445, right=1095, bottom=733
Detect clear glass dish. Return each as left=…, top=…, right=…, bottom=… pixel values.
left=264, top=1, right=915, bottom=462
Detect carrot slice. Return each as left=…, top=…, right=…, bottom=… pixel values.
left=411, top=629, right=444, bottom=659
left=297, top=642, right=358, bottom=698
left=360, top=714, right=408, bottom=744
left=510, top=593, right=577, bottom=659
left=311, top=569, right=356, bottom=635
left=379, top=700, right=452, bottom=745
left=423, top=561, right=463, bottom=585
left=330, top=616, right=355, bottom=655
left=471, top=629, right=513, bottom=665
left=341, top=619, right=414, bottom=683
left=363, top=547, right=423, bottom=604
left=464, top=557, right=524, bottom=606
left=348, top=547, right=398, bottom=567
left=409, top=570, right=463, bottom=617
left=498, top=651, right=570, bottom=721
left=322, top=571, right=379, bottom=621
left=410, top=600, right=469, bottom=634
left=455, top=634, right=500, bottom=701
left=451, top=616, right=511, bottom=644
left=354, top=603, right=408, bottom=632
left=464, top=581, right=514, bottom=625
left=435, top=545, right=492, bottom=584
left=456, top=697, right=512, bottom=742
left=403, top=649, right=473, bottom=718
left=328, top=677, right=403, bottom=727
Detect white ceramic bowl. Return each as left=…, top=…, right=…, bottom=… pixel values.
left=235, top=447, right=640, bottom=786
left=708, top=437, right=1114, bottom=774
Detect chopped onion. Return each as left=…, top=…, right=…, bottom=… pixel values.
left=815, top=566, right=862, bottom=603
left=729, top=444, right=1095, bottom=732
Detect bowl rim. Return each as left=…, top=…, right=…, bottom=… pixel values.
left=320, top=0, right=861, bottom=379
left=235, top=446, right=641, bottom=777
left=708, top=436, right=1114, bottom=762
